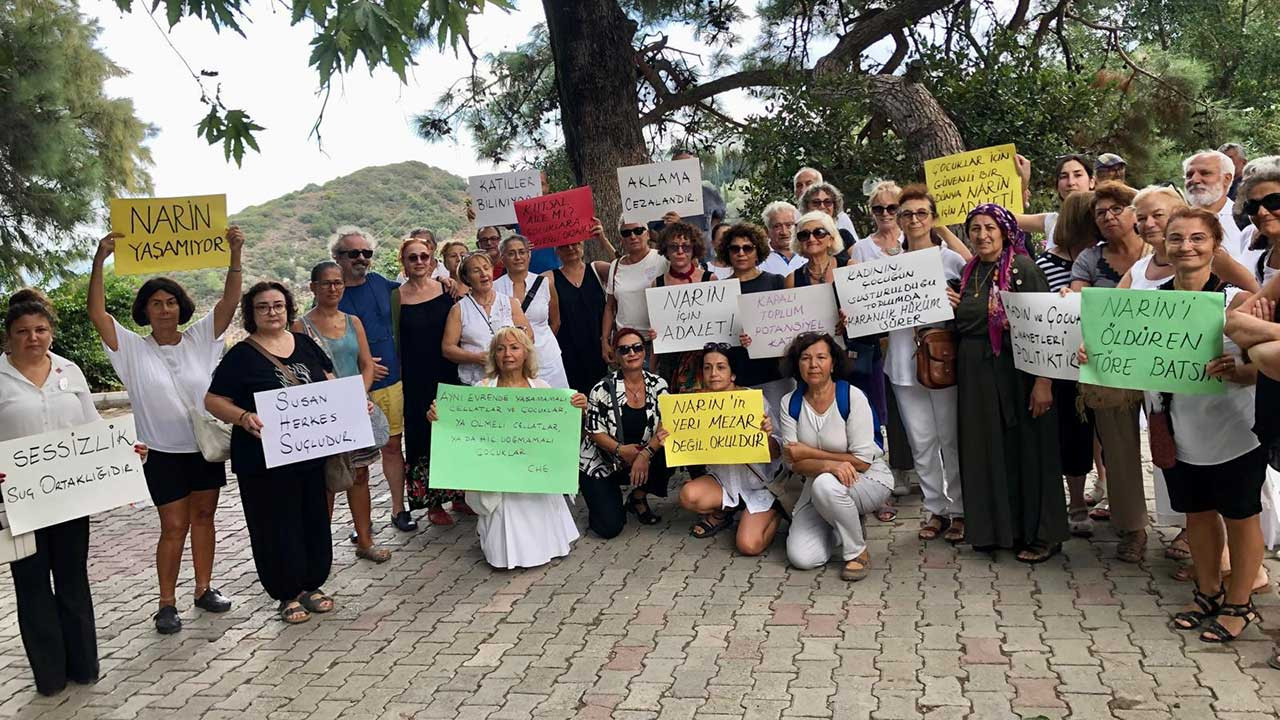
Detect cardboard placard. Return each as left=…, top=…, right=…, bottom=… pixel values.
left=255, top=375, right=377, bottom=468
left=1001, top=291, right=1083, bottom=380
left=617, top=158, right=705, bottom=224
left=835, top=248, right=954, bottom=339
left=738, top=284, right=841, bottom=359
left=923, top=144, right=1024, bottom=224
left=109, top=194, right=229, bottom=274
left=645, top=279, right=741, bottom=354
left=514, top=186, right=596, bottom=249
left=659, top=390, right=770, bottom=467
left=468, top=169, right=542, bottom=227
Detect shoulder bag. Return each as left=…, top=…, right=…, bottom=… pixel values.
left=150, top=341, right=231, bottom=463
left=915, top=327, right=957, bottom=389
left=245, top=337, right=356, bottom=492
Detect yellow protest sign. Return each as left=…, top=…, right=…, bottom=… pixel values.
left=109, top=194, right=229, bottom=274
left=923, top=144, right=1024, bottom=225
left=659, top=389, right=770, bottom=467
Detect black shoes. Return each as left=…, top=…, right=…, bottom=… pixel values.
left=392, top=510, right=418, bottom=532
left=155, top=606, right=181, bottom=634
left=194, top=587, right=232, bottom=613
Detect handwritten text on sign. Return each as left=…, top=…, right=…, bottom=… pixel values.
left=468, top=169, right=542, bottom=227
left=255, top=375, right=376, bottom=468
left=923, top=144, right=1025, bottom=225
left=1079, top=288, right=1226, bottom=395
left=617, top=158, right=705, bottom=224
left=428, top=384, right=578, bottom=493
left=738, top=285, right=840, bottom=359
left=646, top=278, right=741, bottom=354
left=109, top=194, right=229, bottom=274
left=514, top=186, right=595, bottom=249
left=1000, top=292, right=1082, bottom=381
left=0, top=417, right=148, bottom=534
left=660, top=390, right=770, bottom=467
left=835, top=248, right=954, bottom=339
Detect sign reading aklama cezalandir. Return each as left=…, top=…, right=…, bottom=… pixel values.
left=0, top=417, right=149, bottom=535
left=924, top=144, right=1025, bottom=225
left=616, top=157, right=704, bottom=224
left=109, top=194, right=229, bottom=275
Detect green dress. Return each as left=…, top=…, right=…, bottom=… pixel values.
left=955, top=254, right=1068, bottom=550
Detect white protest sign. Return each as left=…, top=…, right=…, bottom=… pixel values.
left=646, top=279, right=741, bottom=354
left=255, top=375, right=376, bottom=469
left=1001, top=291, right=1082, bottom=380
left=738, top=284, right=840, bottom=359
left=0, top=417, right=148, bottom=534
left=468, top=169, right=542, bottom=227
left=835, top=247, right=954, bottom=339
left=617, top=158, right=705, bottom=224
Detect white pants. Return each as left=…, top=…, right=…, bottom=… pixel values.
left=891, top=383, right=962, bottom=519
left=787, top=472, right=892, bottom=567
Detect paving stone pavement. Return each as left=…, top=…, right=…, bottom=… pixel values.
left=1, top=450, right=1279, bottom=718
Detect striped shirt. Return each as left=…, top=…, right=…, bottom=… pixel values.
left=1035, top=251, right=1073, bottom=292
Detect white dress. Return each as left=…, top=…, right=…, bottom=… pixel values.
left=458, top=293, right=513, bottom=386
left=494, top=274, right=569, bottom=388
left=706, top=401, right=779, bottom=514
left=466, top=377, right=580, bottom=569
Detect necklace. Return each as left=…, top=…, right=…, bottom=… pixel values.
left=807, top=258, right=832, bottom=282
left=973, top=263, right=998, bottom=296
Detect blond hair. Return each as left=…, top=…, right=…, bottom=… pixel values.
left=791, top=210, right=841, bottom=256
left=484, top=326, right=539, bottom=380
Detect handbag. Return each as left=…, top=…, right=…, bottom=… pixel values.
left=1148, top=393, right=1177, bottom=470
left=0, top=508, right=37, bottom=564
left=151, top=342, right=231, bottom=463
left=245, top=338, right=356, bottom=492
left=915, top=327, right=957, bottom=389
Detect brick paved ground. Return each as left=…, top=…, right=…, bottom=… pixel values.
left=1, top=425, right=1279, bottom=718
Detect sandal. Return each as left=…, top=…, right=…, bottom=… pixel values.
left=279, top=600, right=310, bottom=624
left=875, top=502, right=897, bottom=523
left=943, top=518, right=965, bottom=544
left=1116, top=528, right=1146, bottom=564
left=841, top=551, right=871, bottom=582
left=1068, top=505, right=1094, bottom=538
left=1268, top=653, right=1280, bottom=671
left=355, top=544, right=391, bottom=563
left=452, top=498, right=477, bottom=516
left=298, top=590, right=335, bottom=614
left=1016, top=543, right=1060, bottom=564
left=1171, top=564, right=1196, bottom=582
left=1199, top=600, right=1261, bottom=643
left=690, top=512, right=732, bottom=538
left=1171, top=586, right=1224, bottom=630
left=1164, top=529, right=1191, bottom=560
left=1088, top=503, right=1111, bottom=522
left=627, top=492, right=661, bottom=525
left=426, top=507, right=454, bottom=526
left=918, top=516, right=947, bottom=541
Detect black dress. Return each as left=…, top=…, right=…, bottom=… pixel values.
left=954, top=254, right=1068, bottom=550
left=399, top=285, right=460, bottom=507
left=553, top=266, right=607, bottom=395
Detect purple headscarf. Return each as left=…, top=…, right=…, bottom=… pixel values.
left=959, top=203, right=1029, bottom=355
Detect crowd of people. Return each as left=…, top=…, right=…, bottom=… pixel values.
left=4, top=143, right=1280, bottom=696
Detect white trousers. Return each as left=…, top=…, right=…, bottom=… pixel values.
left=787, top=472, right=892, bottom=567
left=891, top=383, right=963, bottom=519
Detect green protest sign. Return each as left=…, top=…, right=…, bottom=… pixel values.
left=428, top=384, right=580, bottom=493
left=1079, top=288, right=1226, bottom=395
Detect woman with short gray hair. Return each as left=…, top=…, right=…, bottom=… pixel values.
left=800, top=182, right=857, bottom=260
left=494, top=235, right=569, bottom=388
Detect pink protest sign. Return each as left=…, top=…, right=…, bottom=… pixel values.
left=514, top=186, right=595, bottom=249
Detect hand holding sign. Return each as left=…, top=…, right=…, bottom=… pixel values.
left=514, top=187, right=596, bottom=249
left=109, top=194, right=230, bottom=275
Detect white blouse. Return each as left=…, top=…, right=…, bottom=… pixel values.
left=0, top=352, right=99, bottom=442
left=777, top=382, right=893, bottom=489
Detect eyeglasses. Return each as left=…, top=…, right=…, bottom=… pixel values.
left=1166, top=234, right=1213, bottom=247
left=312, top=280, right=343, bottom=289
left=338, top=249, right=374, bottom=260
left=666, top=243, right=693, bottom=254
left=897, top=209, right=931, bottom=221
left=728, top=244, right=757, bottom=255
left=476, top=236, right=500, bottom=246
left=615, top=342, right=645, bottom=356
left=808, top=198, right=836, bottom=208
left=871, top=204, right=899, bottom=216
left=1244, top=192, right=1280, bottom=217
left=795, top=228, right=830, bottom=242
left=253, top=302, right=288, bottom=315
left=404, top=253, right=432, bottom=263
left=703, top=342, right=732, bottom=353
left=619, top=227, right=646, bottom=238
left=1094, top=205, right=1129, bottom=219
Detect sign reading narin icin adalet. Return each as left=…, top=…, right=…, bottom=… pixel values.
left=617, top=158, right=705, bottom=224
left=255, top=375, right=376, bottom=469
left=646, top=279, right=741, bottom=354
left=0, top=417, right=149, bottom=534
left=660, top=390, right=771, bottom=467
left=514, top=186, right=596, bottom=249
left=109, top=194, right=229, bottom=274
left=1079, top=288, right=1226, bottom=395
left=738, top=284, right=840, bottom=359
left=835, top=247, right=954, bottom=339
left=1001, top=291, right=1083, bottom=381
left=923, top=144, right=1024, bottom=225
left=428, top=384, right=579, bottom=493
left=468, top=169, right=542, bottom=227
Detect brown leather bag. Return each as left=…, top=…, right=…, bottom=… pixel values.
left=915, top=328, right=957, bottom=389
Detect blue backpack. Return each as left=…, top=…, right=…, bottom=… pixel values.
left=787, top=379, right=884, bottom=450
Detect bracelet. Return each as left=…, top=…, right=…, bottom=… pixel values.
left=228, top=267, right=242, bottom=273
left=643, top=446, right=655, bottom=459
left=237, top=410, right=250, bottom=426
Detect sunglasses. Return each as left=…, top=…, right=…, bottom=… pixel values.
left=871, top=204, right=899, bottom=216
left=728, top=243, right=757, bottom=255
left=1244, top=192, right=1280, bottom=217
left=615, top=342, right=646, bottom=356
left=338, top=249, right=374, bottom=259
left=809, top=198, right=836, bottom=208
left=703, top=342, right=732, bottom=353
left=619, top=227, right=646, bottom=237
left=404, top=252, right=432, bottom=263
left=666, top=243, right=693, bottom=254
left=795, top=228, right=830, bottom=242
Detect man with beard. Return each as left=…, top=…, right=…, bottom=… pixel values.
left=331, top=227, right=415, bottom=532
left=756, top=201, right=806, bottom=276
left=1184, top=150, right=1247, bottom=258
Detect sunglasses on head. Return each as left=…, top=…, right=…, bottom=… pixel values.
left=619, top=227, right=646, bottom=237
left=1244, top=192, right=1280, bottom=217
left=795, top=228, right=830, bottom=242
left=728, top=243, right=757, bottom=255
left=338, top=249, right=374, bottom=259
left=871, top=204, right=899, bottom=216
left=615, top=342, right=646, bottom=356
left=703, top=342, right=732, bottom=354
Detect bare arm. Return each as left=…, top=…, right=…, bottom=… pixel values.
left=1213, top=247, right=1261, bottom=293
left=936, top=225, right=972, bottom=262
left=213, top=226, right=245, bottom=336
left=783, top=271, right=796, bottom=289
left=1015, top=213, right=1049, bottom=234
left=441, top=304, right=485, bottom=365
left=601, top=293, right=617, bottom=362
left=88, top=233, right=123, bottom=351
left=351, top=316, right=375, bottom=392
left=1117, top=271, right=1134, bottom=289
left=205, top=391, right=262, bottom=438
left=544, top=271, right=561, bottom=335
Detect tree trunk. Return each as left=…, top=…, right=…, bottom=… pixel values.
left=866, top=74, right=966, bottom=166
left=542, top=0, right=649, bottom=262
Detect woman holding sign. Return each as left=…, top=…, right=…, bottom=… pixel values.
left=88, top=228, right=243, bottom=634
left=494, top=235, right=569, bottom=388
left=443, top=253, right=533, bottom=386
left=205, top=282, right=338, bottom=625
left=677, top=344, right=783, bottom=553
left=725, top=223, right=791, bottom=413
left=0, top=290, right=145, bottom=695
left=428, top=327, right=586, bottom=568
left=649, top=222, right=715, bottom=392
left=946, top=204, right=1068, bottom=563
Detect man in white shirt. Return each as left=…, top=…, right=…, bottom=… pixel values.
left=757, top=201, right=807, bottom=276
left=1184, top=150, right=1246, bottom=257
left=793, top=166, right=859, bottom=239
